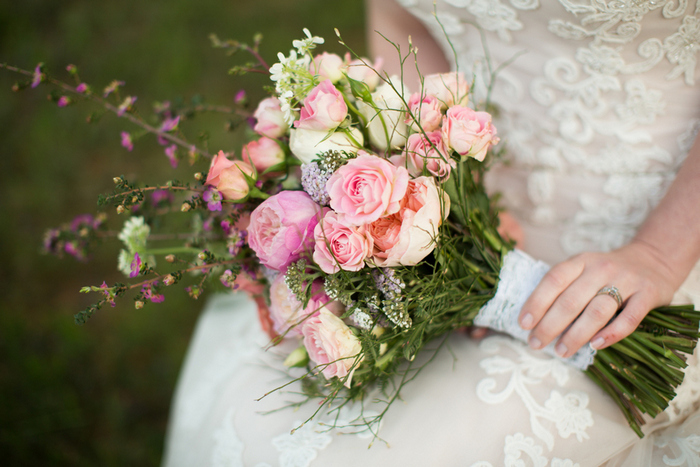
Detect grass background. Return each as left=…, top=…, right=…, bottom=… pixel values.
left=0, top=1, right=365, bottom=465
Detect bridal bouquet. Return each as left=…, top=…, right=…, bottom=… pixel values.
left=6, top=29, right=699, bottom=438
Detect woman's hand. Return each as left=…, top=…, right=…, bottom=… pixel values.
left=518, top=240, right=680, bottom=358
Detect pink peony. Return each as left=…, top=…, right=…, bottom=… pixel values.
left=326, top=153, right=409, bottom=226
left=302, top=308, right=363, bottom=388
left=294, top=80, right=348, bottom=131
left=403, top=131, right=455, bottom=180
left=313, top=211, right=373, bottom=274
left=247, top=191, right=323, bottom=271
left=423, top=72, right=469, bottom=109
left=310, top=52, right=345, bottom=83
left=369, top=177, right=449, bottom=267
left=442, top=105, right=499, bottom=162
left=406, top=93, right=443, bottom=132
left=242, top=137, right=285, bottom=176
left=253, top=97, right=289, bottom=138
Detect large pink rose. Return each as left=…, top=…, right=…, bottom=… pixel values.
left=313, top=211, right=373, bottom=274
left=269, top=275, right=341, bottom=336
left=242, top=137, right=285, bottom=176
left=248, top=191, right=323, bottom=271
left=302, top=308, right=363, bottom=388
left=253, top=97, right=289, bottom=139
left=423, top=72, right=469, bottom=109
left=406, top=93, right=442, bottom=132
left=369, top=177, right=449, bottom=267
left=403, top=131, right=455, bottom=180
left=326, top=153, right=409, bottom=226
left=294, top=80, right=348, bottom=131
left=442, top=105, right=499, bottom=162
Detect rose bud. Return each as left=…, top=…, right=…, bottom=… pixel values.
left=242, top=137, right=285, bottom=177
left=253, top=97, right=289, bottom=139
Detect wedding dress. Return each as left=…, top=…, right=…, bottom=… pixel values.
left=162, top=1, right=700, bottom=465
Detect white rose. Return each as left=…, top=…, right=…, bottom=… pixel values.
left=289, top=127, right=364, bottom=164
left=358, top=76, right=409, bottom=151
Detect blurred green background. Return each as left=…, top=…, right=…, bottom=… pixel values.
left=0, top=1, right=365, bottom=465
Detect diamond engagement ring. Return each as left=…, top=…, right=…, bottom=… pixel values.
left=595, top=286, right=623, bottom=309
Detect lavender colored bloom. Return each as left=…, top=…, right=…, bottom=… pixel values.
left=64, top=241, right=85, bottom=261
left=70, top=214, right=95, bottom=232
left=43, top=229, right=61, bottom=254
left=142, top=282, right=164, bottom=303
left=120, top=132, right=133, bottom=151
left=372, top=268, right=405, bottom=299
left=227, top=229, right=247, bottom=255
left=100, top=282, right=116, bottom=307
left=103, top=80, right=125, bottom=97
left=164, top=144, right=178, bottom=168
left=31, top=64, right=43, bottom=88
left=129, top=252, right=142, bottom=278
left=203, top=187, right=223, bottom=211
left=158, top=116, right=180, bottom=145
left=76, top=83, right=88, bottom=93
left=57, top=96, right=70, bottom=107
left=234, top=89, right=246, bottom=104
left=117, top=96, right=136, bottom=116
left=301, top=162, right=332, bottom=205
left=220, top=219, right=232, bottom=235
left=151, top=189, right=173, bottom=206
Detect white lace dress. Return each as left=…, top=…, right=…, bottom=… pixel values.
left=162, top=2, right=700, bottom=465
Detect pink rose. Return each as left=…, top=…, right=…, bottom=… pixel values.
left=406, top=93, right=443, bottom=132
left=242, top=137, right=285, bottom=177
left=205, top=150, right=236, bottom=186
left=345, top=54, right=383, bottom=91
left=302, top=308, right=363, bottom=388
left=370, top=177, right=449, bottom=267
left=269, top=275, right=339, bottom=336
left=248, top=191, right=323, bottom=271
left=294, top=80, right=348, bottom=131
left=310, top=52, right=345, bottom=83
left=326, top=153, right=409, bottom=226
left=423, top=72, right=469, bottom=109
left=205, top=151, right=256, bottom=201
left=442, top=106, right=499, bottom=162
left=403, top=131, right=455, bottom=180
left=313, top=211, right=373, bottom=274
left=253, top=97, right=289, bottom=138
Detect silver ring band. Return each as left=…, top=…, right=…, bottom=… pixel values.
left=595, top=286, right=623, bottom=309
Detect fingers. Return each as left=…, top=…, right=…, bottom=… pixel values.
left=519, top=257, right=585, bottom=335
left=588, top=293, right=651, bottom=350
left=552, top=293, right=620, bottom=358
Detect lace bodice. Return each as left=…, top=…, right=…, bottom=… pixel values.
left=399, top=0, right=700, bottom=265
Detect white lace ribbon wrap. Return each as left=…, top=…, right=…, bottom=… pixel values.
left=474, top=249, right=597, bottom=370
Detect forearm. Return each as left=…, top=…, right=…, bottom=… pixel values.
left=632, top=133, right=700, bottom=290
left=365, top=0, right=449, bottom=88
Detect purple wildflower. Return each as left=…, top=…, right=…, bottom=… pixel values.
left=158, top=116, right=180, bottom=145
left=301, top=162, right=332, bottom=205
left=76, top=83, right=88, bottom=93
left=103, top=80, right=125, bottom=97
left=151, top=189, right=173, bottom=206
left=227, top=229, right=247, bottom=256
left=129, top=253, right=142, bottom=278
left=242, top=262, right=258, bottom=281
left=121, top=132, right=134, bottom=151
left=165, top=145, right=178, bottom=168
left=57, top=96, right=70, bottom=107
left=65, top=64, right=77, bottom=74
left=70, top=214, right=94, bottom=232
left=43, top=229, right=61, bottom=254
left=142, top=282, right=165, bottom=303
left=203, top=218, right=214, bottom=231
left=31, top=64, right=43, bottom=88
left=100, top=282, right=116, bottom=307
left=64, top=241, right=85, bottom=261
left=234, top=89, right=246, bottom=104
left=220, top=220, right=232, bottom=235
left=372, top=268, right=405, bottom=300
left=220, top=269, right=239, bottom=289
left=117, top=96, right=137, bottom=116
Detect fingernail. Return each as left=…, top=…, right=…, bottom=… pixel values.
left=555, top=342, right=568, bottom=357
left=590, top=337, right=605, bottom=350
left=529, top=336, right=541, bottom=349
left=520, top=313, right=533, bottom=329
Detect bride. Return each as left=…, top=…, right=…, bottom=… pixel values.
left=163, top=1, right=700, bottom=465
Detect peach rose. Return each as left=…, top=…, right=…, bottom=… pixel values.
left=403, top=131, right=454, bottom=180
left=406, top=93, right=443, bottom=132
left=205, top=151, right=256, bottom=201
left=370, top=177, right=449, bottom=267
left=242, top=137, right=285, bottom=176
left=253, top=97, right=289, bottom=139
left=423, top=72, right=469, bottom=109
left=294, top=80, right=348, bottom=131
left=313, top=211, right=373, bottom=274
left=269, top=275, right=339, bottom=336
left=302, top=307, right=363, bottom=388
left=442, top=105, right=499, bottom=162
left=326, top=153, right=409, bottom=226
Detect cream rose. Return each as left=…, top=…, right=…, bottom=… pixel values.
left=289, top=127, right=364, bottom=164
left=358, top=77, right=409, bottom=150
